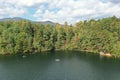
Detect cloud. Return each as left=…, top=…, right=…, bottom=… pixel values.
left=34, top=0, right=120, bottom=24
left=1, top=0, right=50, bottom=7
left=0, top=0, right=120, bottom=24
left=108, top=0, right=120, bottom=4
left=0, top=0, right=51, bottom=18
left=0, top=0, right=26, bottom=18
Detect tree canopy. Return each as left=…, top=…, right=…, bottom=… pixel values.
left=0, top=16, right=120, bottom=56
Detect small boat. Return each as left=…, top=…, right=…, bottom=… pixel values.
left=22, top=55, right=26, bottom=58
left=55, top=59, right=60, bottom=61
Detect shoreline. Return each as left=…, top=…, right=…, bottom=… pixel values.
left=0, top=49, right=119, bottom=59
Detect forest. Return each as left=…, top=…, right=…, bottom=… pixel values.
left=0, top=16, right=120, bottom=57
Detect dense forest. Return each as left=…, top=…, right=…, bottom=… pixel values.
left=0, top=16, right=120, bottom=57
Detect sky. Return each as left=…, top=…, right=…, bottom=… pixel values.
left=0, top=0, right=120, bottom=24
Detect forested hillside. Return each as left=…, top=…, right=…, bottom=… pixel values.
left=0, top=16, right=120, bottom=56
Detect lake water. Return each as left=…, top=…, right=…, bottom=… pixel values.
left=0, top=51, right=120, bottom=80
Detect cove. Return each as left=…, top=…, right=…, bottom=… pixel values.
left=0, top=51, right=120, bottom=80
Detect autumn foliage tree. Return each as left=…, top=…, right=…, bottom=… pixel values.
left=0, top=16, right=120, bottom=56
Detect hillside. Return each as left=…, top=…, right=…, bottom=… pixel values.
left=0, top=17, right=56, bottom=26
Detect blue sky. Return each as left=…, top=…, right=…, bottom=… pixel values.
left=0, top=0, right=120, bottom=24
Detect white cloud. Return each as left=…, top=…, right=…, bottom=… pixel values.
left=34, top=0, right=120, bottom=24
left=0, top=0, right=26, bottom=18
left=0, top=0, right=120, bottom=24
left=1, top=0, right=50, bottom=7
left=0, top=0, right=50, bottom=18
left=108, top=0, right=120, bottom=4
left=0, top=7, right=25, bottom=18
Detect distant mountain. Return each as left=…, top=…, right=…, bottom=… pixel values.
left=39, top=21, right=56, bottom=26
left=0, top=17, right=26, bottom=21
left=0, top=17, right=56, bottom=26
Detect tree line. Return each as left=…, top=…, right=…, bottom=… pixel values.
left=0, top=16, right=120, bottom=56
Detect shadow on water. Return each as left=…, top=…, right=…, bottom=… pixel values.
left=0, top=53, right=56, bottom=80
left=0, top=51, right=120, bottom=80
left=75, top=52, right=120, bottom=80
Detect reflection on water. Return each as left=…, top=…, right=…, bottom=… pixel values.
left=0, top=51, right=120, bottom=80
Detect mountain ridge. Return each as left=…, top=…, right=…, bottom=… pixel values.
left=0, top=17, right=56, bottom=26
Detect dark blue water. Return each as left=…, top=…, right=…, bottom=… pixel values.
left=0, top=51, right=120, bottom=80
